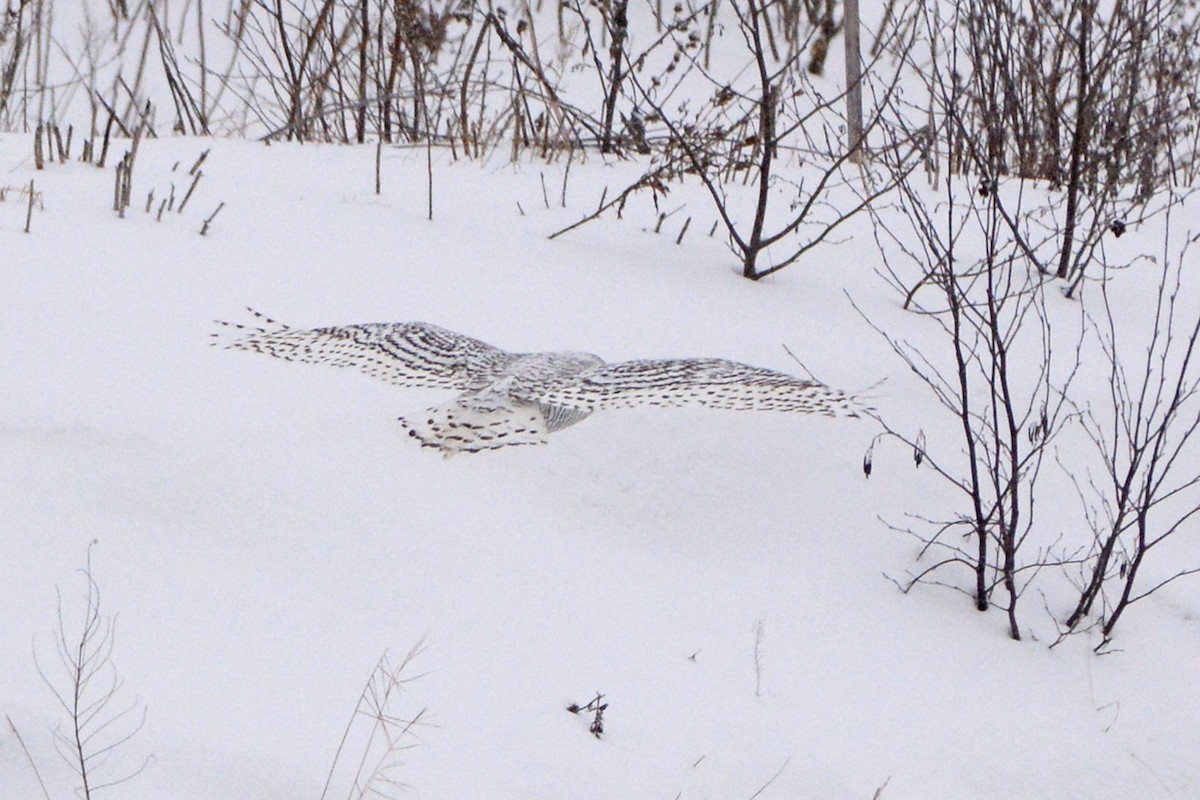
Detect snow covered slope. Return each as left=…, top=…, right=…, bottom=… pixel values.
left=2, top=135, right=1199, bottom=800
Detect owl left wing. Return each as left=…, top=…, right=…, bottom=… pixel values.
left=533, top=358, right=866, bottom=418
left=213, top=309, right=519, bottom=391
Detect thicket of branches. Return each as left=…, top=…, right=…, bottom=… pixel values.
left=909, top=0, right=1200, bottom=291
left=5, top=1, right=1200, bottom=179
left=4, top=0, right=1198, bottom=283
left=5, top=1, right=1200, bottom=278
left=861, top=0, right=1200, bottom=646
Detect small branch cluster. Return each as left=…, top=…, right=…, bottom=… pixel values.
left=320, top=642, right=429, bottom=800
left=1058, top=206, right=1200, bottom=648
left=553, top=0, right=920, bottom=279
left=34, top=542, right=152, bottom=799
left=864, top=165, right=1081, bottom=640
left=567, top=692, right=607, bottom=739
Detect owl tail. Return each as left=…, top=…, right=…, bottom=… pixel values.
left=399, top=393, right=549, bottom=457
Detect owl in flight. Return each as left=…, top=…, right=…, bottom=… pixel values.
left=214, top=309, right=866, bottom=456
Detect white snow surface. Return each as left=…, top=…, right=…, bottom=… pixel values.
left=1, top=135, right=1199, bottom=800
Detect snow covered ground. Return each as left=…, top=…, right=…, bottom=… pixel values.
left=2, top=133, right=1200, bottom=800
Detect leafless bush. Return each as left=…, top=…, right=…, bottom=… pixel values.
left=34, top=542, right=153, bottom=798
left=950, top=0, right=1199, bottom=192
left=1059, top=201, right=1200, bottom=647
left=552, top=0, right=921, bottom=278
left=200, top=0, right=610, bottom=150
left=0, top=0, right=43, bottom=130
left=857, top=0, right=1200, bottom=642
left=862, top=166, right=1085, bottom=640
left=867, top=54, right=1200, bottom=644
left=320, top=643, right=428, bottom=800
left=0, top=0, right=877, bottom=174
left=474, top=5, right=599, bottom=154
left=912, top=0, right=1200, bottom=290
left=150, top=3, right=209, bottom=134
left=208, top=0, right=488, bottom=144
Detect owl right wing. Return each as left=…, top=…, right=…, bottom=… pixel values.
left=212, top=309, right=520, bottom=391
left=532, top=358, right=867, bottom=418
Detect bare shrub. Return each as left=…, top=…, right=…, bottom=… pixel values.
left=856, top=0, right=1200, bottom=643
left=916, top=0, right=1200, bottom=290
left=553, top=0, right=921, bottom=278
left=34, top=542, right=152, bottom=798
left=1059, top=201, right=1200, bottom=647
left=862, top=169, right=1084, bottom=640
left=320, top=643, right=429, bottom=800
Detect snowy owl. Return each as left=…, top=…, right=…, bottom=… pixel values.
left=213, top=309, right=867, bottom=456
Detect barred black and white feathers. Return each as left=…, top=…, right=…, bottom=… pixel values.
left=214, top=309, right=867, bottom=456
left=212, top=310, right=519, bottom=391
